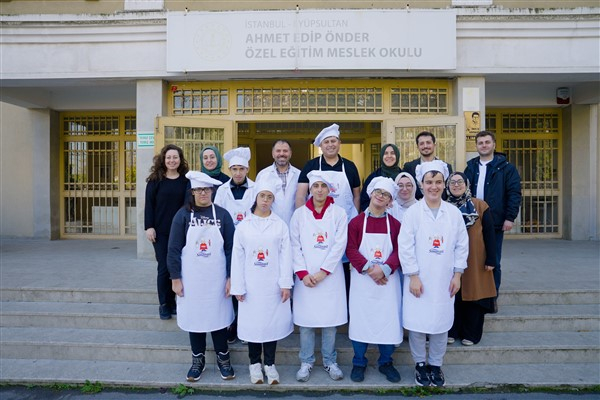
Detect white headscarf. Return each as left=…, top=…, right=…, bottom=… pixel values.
left=394, top=172, right=417, bottom=208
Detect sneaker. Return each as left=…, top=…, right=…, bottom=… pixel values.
left=186, top=353, right=205, bottom=382
left=447, top=336, right=455, bottom=344
left=216, top=351, right=235, bottom=380
left=350, top=365, right=366, bottom=382
left=428, top=365, right=445, bottom=387
left=378, top=362, right=401, bottom=383
left=324, top=363, right=344, bottom=380
left=461, top=339, right=474, bottom=346
left=249, top=363, right=263, bottom=384
left=415, top=362, right=430, bottom=387
left=264, top=364, right=280, bottom=385
left=296, top=362, right=312, bottom=382
left=159, top=304, right=171, bottom=320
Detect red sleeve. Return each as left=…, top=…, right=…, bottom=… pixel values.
left=346, top=213, right=368, bottom=273
left=295, top=270, right=309, bottom=280
left=384, top=215, right=401, bottom=273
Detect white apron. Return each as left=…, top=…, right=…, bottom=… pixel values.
left=402, top=204, right=457, bottom=334
left=214, top=179, right=254, bottom=226
left=235, top=216, right=294, bottom=343
left=349, top=214, right=402, bottom=344
left=319, top=157, right=358, bottom=222
left=255, top=165, right=300, bottom=226
left=177, top=206, right=234, bottom=333
left=292, top=208, right=347, bottom=328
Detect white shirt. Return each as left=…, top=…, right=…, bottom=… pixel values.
left=476, top=159, right=491, bottom=200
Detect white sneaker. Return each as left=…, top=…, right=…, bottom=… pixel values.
left=447, top=337, right=455, bottom=344
left=263, top=364, right=280, bottom=385
left=249, top=363, right=263, bottom=384
left=324, top=362, right=344, bottom=380
left=296, top=362, right=313, bottom=382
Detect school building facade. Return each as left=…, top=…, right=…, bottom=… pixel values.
left=1, top=0, right=598, bottom=258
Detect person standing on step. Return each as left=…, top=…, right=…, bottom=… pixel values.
left=255, top=139, right=300, bottom=226
left=167, top=171, right=236, bottom=382
left=290, top=171, right=348, bottom=382
left=230, top=179, right=294, bottom=385
left=346, top=177, right=403, bottom=384
left=446, top=172, right=497, bottom=346
left=144, top=144, right=190, bottom=320
left=214, top=146, right=254, bottom=344
left=398, top=160, right=469, bottom=387
left=359, top=143, right=402, bottom=212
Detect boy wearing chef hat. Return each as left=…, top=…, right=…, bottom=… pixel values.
left=346, top=176, right=403, bottom=383
left=167, top=171, right=237, bottom=382
left=289, top=170, right=349, bottom=382
left=398, top=160, right=468, bottom=387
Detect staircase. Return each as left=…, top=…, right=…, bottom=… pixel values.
left=1, top=285, right=599, bottom=389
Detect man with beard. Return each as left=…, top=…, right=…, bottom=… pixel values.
left=403, top=131, right=453, bottom=200
left=255, top=140, right=300, bottom=226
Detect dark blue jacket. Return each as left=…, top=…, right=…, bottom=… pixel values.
left=464, top=152, right=522, bottom=231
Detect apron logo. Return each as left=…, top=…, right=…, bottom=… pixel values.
left=196, top=238, right=212, bottom=257
left=235, top=211, right=246, bottom=225
left=313, top=231, right=329, bottom=250
left=428, top=235, right=445, bottom=255
left=253, top=247, right=269, bottom=267
left=369, top=246, right=384, bottom=265
left=328, top=183, right=340, bottom=198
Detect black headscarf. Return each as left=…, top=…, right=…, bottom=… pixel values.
left=445, top=172, right=479, bottom=228
left=380, top=143, right=402, bottom=180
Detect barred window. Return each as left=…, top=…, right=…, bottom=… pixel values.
left=172, top=89, right=228, bottom=115
left=390, top=88, right=448, bottom=114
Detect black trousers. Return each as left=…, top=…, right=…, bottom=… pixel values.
left=248, top=341, right=277, bottom=366
left=153, top=233, right=176, bottom=309
left=449, top=290, right=486, bottom=344
left=189, top=328, right=228, bottom=355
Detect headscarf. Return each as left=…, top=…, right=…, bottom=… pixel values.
left=394, top=172, right=417, bottom=209
left=445, top=172, right=479, bottom=228
left=380, top=143, right=401, bottom=180
left=200, top=146, right=223, bottom=178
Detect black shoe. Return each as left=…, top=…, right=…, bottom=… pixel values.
left=415, top=362, right=430, bottom=387
left=378, top=362, right=401, bottom=383
left=428, top=365, right=445, bottom=387
left=217, top=351, right=235, bottom=380
left=171, top=303, right=177, bottom=315
left=186, top=353, right=205, bottom=382
left=350, top=365, right=366, bottom=382
left=227, top=324, right=238, bottom=344
left=159, top=304, right=172, bottom=320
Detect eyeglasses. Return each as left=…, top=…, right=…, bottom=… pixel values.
left=397, top=183, right=414, bottom=190
left=372, top=189, right=392, bottom=200
left=192, top=187, right=212, bottom=194
left=449, top=179, right=465, bottom=186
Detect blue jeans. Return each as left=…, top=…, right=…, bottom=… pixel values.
left=494, top=229, right=504, bottom=293
left=351, top=340, right=395, bottom=367
left=299, top=326, right=337, bottom=366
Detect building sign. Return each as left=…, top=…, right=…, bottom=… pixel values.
left=137, top=132, right=155, bottom=148
left=167, top=9, right=456, bottom=72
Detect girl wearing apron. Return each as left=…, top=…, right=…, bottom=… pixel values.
left=230, top=179, right=294, bottom=385
left=290, top=171, right=348, bottom=382
left=346, top=177, right=403, bottom=383
left=167, top=171, right=236, bottom=382
left=398, top=161, right=469, bottom=387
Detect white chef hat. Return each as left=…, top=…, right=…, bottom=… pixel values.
left=185, top=171, right=225, bottom=189
left=366, top=176, right=399, bottom=201
left=253, top=177, right=280, bottom=201
left=313, top=123, right=340, bottom=146
left=307, top=170, right=335, bottom=191
left=223, top=147, right=251, bottom=168
left=415, top=160, right=450, bottom=183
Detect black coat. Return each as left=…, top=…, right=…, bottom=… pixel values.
left=464, top=152, right=522, bottom=231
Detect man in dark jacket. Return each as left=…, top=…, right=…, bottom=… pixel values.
left=464, top=131, right=522, bottom=293
left=403, top=131, right=453, bottom=200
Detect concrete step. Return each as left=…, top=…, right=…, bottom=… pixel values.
left=3, top=287, right=599, bottom=306
left=1, top=327, right=598, bottom=366
left=2, top=301, right=598, bottom=333
left=1, top=358, right=598, bottom=388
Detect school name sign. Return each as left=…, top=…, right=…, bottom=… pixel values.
left=167, top=9, right=456, bottom=71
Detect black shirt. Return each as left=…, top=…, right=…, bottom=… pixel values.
left=298, top=155, right=361, bottom=189
left=144, top=175, right=189, bottom=235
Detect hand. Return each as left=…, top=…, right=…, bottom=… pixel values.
left=449, top=272, right=462, bottom=297
left=409, top=275, right=423, bottom=298
left=302, top=274, right=317, bottom=287
left=502, top=220, right=514, bottom=232
left=375, top=276, right=388, bottom=286
left=313, top=270, right=327, bottom=284
left=225, top=278, right=231, bottom=297
left=236, top=294, right=245, bottom=302
left=281, top=288, right=291, bottom=303
left=172, top=279, right=183, bottom=297
left=367, top=264, right=385, bottom=283
left=484, top=265, right=495, bottom=271
left=145, top=228, right=156, bottom=243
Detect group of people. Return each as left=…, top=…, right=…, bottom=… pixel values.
left=144, top=123, right=522, bottom=387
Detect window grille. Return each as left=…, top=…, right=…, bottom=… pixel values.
left=394, top=125, right=456, bottom=168
left=172, top=89, right=229, bottom=115
left=390, top=88, right=448, bottom=114
left=164, top=126, right=225, bottom=171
